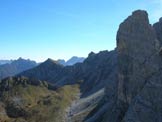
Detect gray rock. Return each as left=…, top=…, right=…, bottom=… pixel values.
left=117, top=9, right=159, bottom=105
left=153, top=17, right=162, bottom=44
left=101, top=10, right=162, bottom=122
left=86, top=10, right=162, bottom=122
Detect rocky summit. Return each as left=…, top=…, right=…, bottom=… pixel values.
left=86, top=10, right=162, bottom=122
left=0, top=10, right=162, bottom=122
left=117, top=10, right=162, bottom=122
left=116, top=10, right=162, bottom=122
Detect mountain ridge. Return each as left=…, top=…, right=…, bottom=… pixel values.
left=57, top=56, right=85, bottom=66
left=0, top=58, right=37, bottom=80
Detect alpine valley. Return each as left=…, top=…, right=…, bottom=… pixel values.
left=0, top=10, right=162, bottom=122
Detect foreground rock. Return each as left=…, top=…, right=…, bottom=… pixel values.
left=87, top=10, right=162, bottom=122
left=117, top=10, right=162, bottom=122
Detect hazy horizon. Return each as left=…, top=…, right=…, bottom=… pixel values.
left=1, top=0, right=162, bottom=62
left=0, top=55, right=87, bottom=63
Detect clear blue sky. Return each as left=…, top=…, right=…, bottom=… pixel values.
left=0, top=0, right=162, bottom=62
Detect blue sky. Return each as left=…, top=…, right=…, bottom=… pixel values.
left=0, top=0, right=162, bottom=62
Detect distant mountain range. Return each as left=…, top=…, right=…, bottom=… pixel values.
left=0, top=56, right=85, bottom=80
left=57, top=56, right=85, bottom=66
left=0, top=58, right=37, bottom=80
left=0, top=60, right=12, bottom=65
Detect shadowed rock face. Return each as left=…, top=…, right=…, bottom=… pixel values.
left=117, top=10, right=159, bottom=105
left=117, top=10, right=162, bottom=122
left=19, top=50, right=117, bottom=97
left=96, top=10, right=162, bottom=122
left=153, top=17, right=162, bottom=44
left=85, top=10, right=162, bottom=122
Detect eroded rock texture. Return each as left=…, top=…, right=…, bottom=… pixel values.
left=85, top=10, right=162, bottom=122
left=154, top=17, right=162, bottom=44
left=102, top=10, right=162, bottom=122
left=117, top=10, right=162, bottom=122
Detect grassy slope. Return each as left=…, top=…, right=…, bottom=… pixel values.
left=0, top=78, right=79, bottom=122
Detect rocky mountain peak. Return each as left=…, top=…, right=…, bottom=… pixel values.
left=99, top=10, right=162, bottom=122
left=117, top=10, right=150, bottom=35
left=0, top=58, right=37, bottom=80
left=43, top=58, right=61, bottom=66
left=117, top=10, right=158, bottom=60
left=117, top=9, right=159, bottom=103
left=153, top=17, right=162, bottom=44
left=88, top=51, right=95, bottom=57
left=87, top=10, right=162, bottom=122
left=46, top=58, right=55, bottom=62
left=132, top=10, right=148, bottom=22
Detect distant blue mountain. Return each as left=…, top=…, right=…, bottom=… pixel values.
left=57, top=59, right=66, bottom=66
left=0, top=57, right=37, bottom=80
left=57, top=56, right=85, bottom=66
left=0, top=60, right=13, bottom=65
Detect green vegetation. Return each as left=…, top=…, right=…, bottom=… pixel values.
left=0, top=77, right=80, bottom=122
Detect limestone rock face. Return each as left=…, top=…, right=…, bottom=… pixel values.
left=117, top=10, right=160, bottom=105
left=115, top=10, right=162, bottom=122
left=96, top=10, right=162, bottom=122
left=153, top=18, right=162, bottom=44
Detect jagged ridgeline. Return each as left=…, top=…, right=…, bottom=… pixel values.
left=0, top=10, right=162, bottom=122
left=0, top=58, right=37, bottom=80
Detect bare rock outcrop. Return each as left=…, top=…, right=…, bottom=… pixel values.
left=101, top=10, right=162, bottom=122
left=88, top=10, right=162, bottom=122
left=153, top=17, right=162, bottom=44
left=117, top=9, right=160, bottom=107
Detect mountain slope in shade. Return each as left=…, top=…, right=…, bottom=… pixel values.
left=18, top=50, right=117, bottom=122
left=19, top=50, right=117, bottom=96
left=57, top=56, right=85, bottom=66
left=0, top=58, right=37, bottom=80
left=18, top=58, right=64, bottom=82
